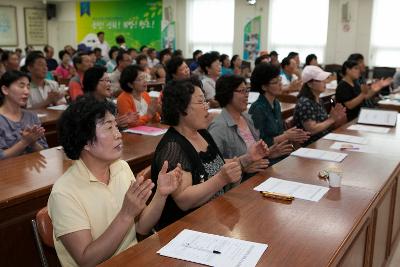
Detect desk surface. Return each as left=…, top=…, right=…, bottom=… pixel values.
left=100, top=117, right=400, bottom=267
left=0, top=129, right=165, bottom=209
left=31, top=108, right=64, bottom=127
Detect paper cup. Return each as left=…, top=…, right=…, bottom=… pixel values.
left=328, top=170, right=342, bottom=187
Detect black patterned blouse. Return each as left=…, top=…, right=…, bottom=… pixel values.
left=293, top=96, right=330, bottom=145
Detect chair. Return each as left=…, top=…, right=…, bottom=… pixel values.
left=373, top=67, right=396, bottom=79
left=324, top=64, right=343, bottom=82
left=31, top=207, right=56, bottom=267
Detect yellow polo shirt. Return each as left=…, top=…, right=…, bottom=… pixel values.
left=48, top=159, right=137, bottom=267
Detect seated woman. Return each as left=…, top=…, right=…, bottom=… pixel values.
left=117, top=65, right=160, bottom=127
left=54, top=50, right=75, bottom=80
left=198, top=52, right=221, bottom=107
left=219, top=54, right=233, bottom=76
left=249, top=63, right=310, bottom=164
left=336, top=60, right=390, bottom=122
left=293, top=66, right=346, bottom=145
left=48, top=96, right=182, bottom=267
left=0, top=71, right=48, bottom=159
left=151, top=77, right=269, bottom=230
left=135, top=54, right=152, bottom=81
left=165, top=56, right=191, bottom=83
left=209, top=75, right=293, bottom=179
left=83, top=66, right=139, bottom=128
left=152, top=48, right=172, bottom=83
left=230, top=55, right=243, bottom=76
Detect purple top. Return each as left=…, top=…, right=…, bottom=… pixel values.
left=0, top=109, right=48, bottom=159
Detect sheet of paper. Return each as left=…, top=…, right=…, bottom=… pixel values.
left=149, top=91, right=161, bottom=98
left=124, top=126, right=167, bottom=136
left=291, top=148, right=348, bottom=162
left=208, top=108, right=222, bottom=113
left=357, top=108, right=397, bottom=127
left=248, top=92, right=259, bottom=104
left=347, top=124, right=390, bottom=133
left=254, top=177, right=329, bottom=202
left=157, top=229, right=268, bottom=267
left=47, top=104, right=68, bottom=111
left=325, top=80, right=337, bottom=90
left=36, top=113, right=47, bottom=118
left=322, top=133, right=368, bottom=144
left=329, top=142, right=376, bottom=154
left=378, top=99, right=400, bottom=106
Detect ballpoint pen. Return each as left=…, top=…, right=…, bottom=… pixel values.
left=183, top=243, right=221, bottom=254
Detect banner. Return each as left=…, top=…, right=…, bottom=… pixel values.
left=243, top=16, right=261, bottom=61
left=76, top=0, right=162, bottom=50
left=162, top=22, right=176, bottom=50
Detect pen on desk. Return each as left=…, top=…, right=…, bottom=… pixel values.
left=261, top=191, right=294, bottom=201
left=340, top=146, right=359, bottom=151
left=183, top=243, right=221, bottom=254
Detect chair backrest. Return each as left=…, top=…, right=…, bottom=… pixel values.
left=373, top=67, right=396, bottom=79
left=137, top=165, right=151, bottom=180
left=36, top=207, right=54, bottom=248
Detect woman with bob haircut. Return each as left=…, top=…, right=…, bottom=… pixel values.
left=151, top=77, right=269, bottom=230
left=117, top=65, right=160, bottom=127
left=48, top=95, right=182, bottom=267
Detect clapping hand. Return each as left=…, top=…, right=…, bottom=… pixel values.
left=284, top=127, right=310, bottom=143
left=20, top=125, right=45, bottom=145
left=157, top=161, right=183, bottom=197
left=116, top=112, right=139, bottom=128
left=247, top=140, right=269, bottom=161
left=121, top=175, right=155, bottom=219
left=269, top=140, right=294, bottom=158
left=218, top=159, right=242, bottom=184
left=244, top=159, right=269, bottom=173
left=47, top=90, right=64, bottom=104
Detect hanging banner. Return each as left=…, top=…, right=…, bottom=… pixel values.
left=243, top=16, right=261, bottom=61
left=162, top=22, right=176, bottom=50
left=76, top=0, right=162, bottom=50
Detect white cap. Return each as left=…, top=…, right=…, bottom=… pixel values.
left=302, top=65, right=331, bottom=83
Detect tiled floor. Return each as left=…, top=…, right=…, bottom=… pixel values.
left=388, top=239, right=400, bottom=267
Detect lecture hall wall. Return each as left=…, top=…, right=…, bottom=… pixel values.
left=3, top=0, right=375, bottom=65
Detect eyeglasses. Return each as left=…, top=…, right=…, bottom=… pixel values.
left=99, top=78, right=111, bottom=83
left=268, top=77, right=282, bottom=85
left=192, top=99, right=209, bottom=109
left=234, top=88, right=251, bottom=94
left=135, top=76, right=147, bottom=83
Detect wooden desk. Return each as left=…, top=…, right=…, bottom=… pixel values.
left=31, top=108, right=64, bottom=148
left=0, top=129, right=165, bottom=267
left=378, top=99, right=400, bottom=112
left=101, top=117, right=400, bottom=267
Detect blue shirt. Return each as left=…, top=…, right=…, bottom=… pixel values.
left=189, top=61, right=199, bottom=72
left=248, top=95, right=284, bottom=147
left=221, top=67, right=234, bottom=76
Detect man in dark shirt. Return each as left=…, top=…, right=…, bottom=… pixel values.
left=44, top=45, right=58, bottom=71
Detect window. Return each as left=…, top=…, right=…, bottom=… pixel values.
left=370, top=0, right=400, bottom=67
left=187, top=0, right=234, bottom=56
left=268, top=0, right=329, bottom=64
